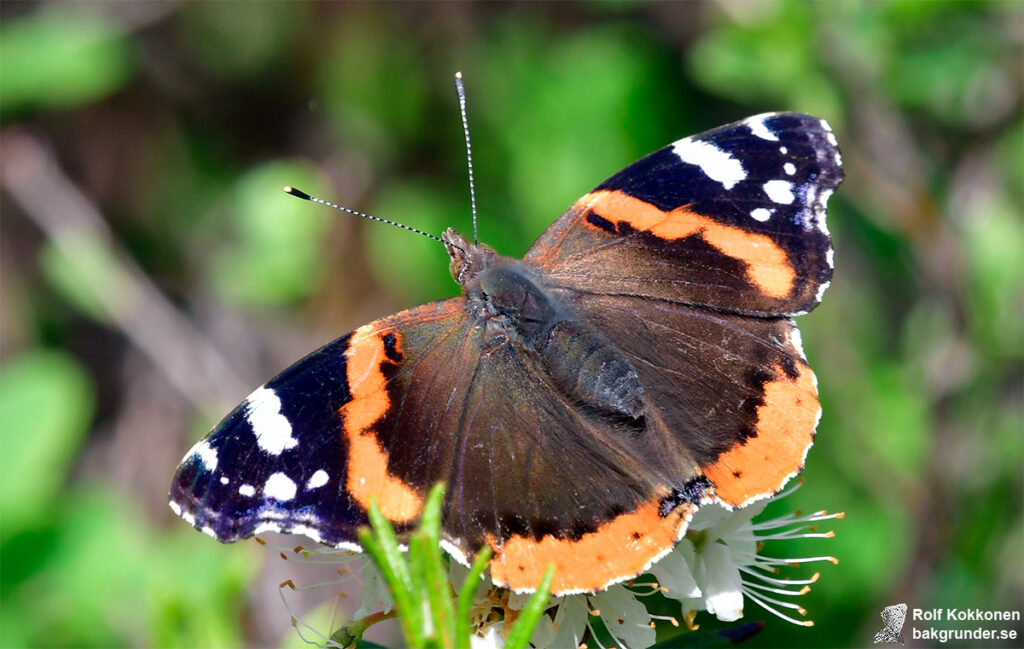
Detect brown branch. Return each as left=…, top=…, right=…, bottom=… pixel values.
left=0, top=128, right=248, bottom=412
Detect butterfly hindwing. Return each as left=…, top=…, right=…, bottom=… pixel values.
left=562, top=291, right=818, bottom=508
left=526, top=113, right=842, bottom=316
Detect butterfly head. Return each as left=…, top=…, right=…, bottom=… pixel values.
left=443, top=227, right=497, bottom=291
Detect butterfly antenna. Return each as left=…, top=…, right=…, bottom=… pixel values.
left=454, top=72, right=479, bottom=244
left=283, top=186, right=443, bottom=242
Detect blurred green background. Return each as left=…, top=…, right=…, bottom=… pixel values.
left=1, top=2, right=1021, bottom=648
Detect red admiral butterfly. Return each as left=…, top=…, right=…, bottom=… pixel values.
left=170, top=110, right=842, bottom=595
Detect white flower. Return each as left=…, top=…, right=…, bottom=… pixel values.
left=470, top=621, right=506, bottom=649
left=273, top=483, right=841, bottom=648
left=531, top=482, right=842, bottom=647
left=673, top=482, right=843, bottom=627
left=589, top=585, right=656, bottom=648
left=355, top=555, right=393, bottom=619
left=548, top=595, right=588, bottom=648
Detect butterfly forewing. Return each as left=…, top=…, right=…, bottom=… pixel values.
left=526, top=113, right=841, bottom=316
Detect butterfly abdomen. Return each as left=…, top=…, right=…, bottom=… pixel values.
left=535, top=319, right=644, bottom=419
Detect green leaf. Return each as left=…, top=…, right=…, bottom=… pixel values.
left=180, top=2, right=304, bottom=80
left=419, top=485, right=455, bottom=648
left=0, top=349, right=93, bottom=538
left=455, top=547, right=494, bottom=649
left=0, top=8, right=134, bottom=114
left=211, top=160, right=331, bottom=307
left=503, top=564, right=555, bottom=649
left=359, top=500, right=424, bottom=648
left=366, top=179, right=463, bottom=304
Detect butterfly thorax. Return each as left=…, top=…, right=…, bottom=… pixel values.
left=443, top=227, right=645, bottom=420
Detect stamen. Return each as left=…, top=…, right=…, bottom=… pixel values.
left=742, top=586, right=809, bottom=612
left=738, top=564, right=819, bottom=586
left=742, top=580, right=811, bottom=597
left=585, top=618, right=609, bottom=649
left=743, top=590, right=814, bottom=627
left=278, top=583, right=338, bottom=647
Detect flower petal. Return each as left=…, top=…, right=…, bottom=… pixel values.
left=701, top=542, right=744, bottom=622
left=355, top=556, right=392, bottom=619
left=471, top=621, right=506, bottom=649
left=529, top=614, right=557, bottom=648
left=550, top=596, right=589, bottom=649
left=688, top=503, right=733, bottom=532
left=650, top=546, right=701, bottom=601
left=591, top=585, right=656, bottom=648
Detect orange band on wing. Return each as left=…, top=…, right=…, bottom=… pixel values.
left=341, top=325, right=422, bottom=522
left=488, top=494, right=693, bottom=594
left=704, top=363, right=818, bottom=506
left=582, top=190, right=795, bottom=298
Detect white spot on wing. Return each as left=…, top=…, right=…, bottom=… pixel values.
left=816, top=188, right=834, bottom=235
left=264, top=472, right=297, bottom=501
left=219, top=476, right=229, bottom=485
left=306, top=470, right=329, bottom=490
left=779, top=146, right=788, bottom=154
left=201, top=526, right=218, bottom=539
left=746, top=115, right=779, bottom=141
left=195, top=440, right=218, bottom=471
left=815, top=280, right=831, bottom=303
left=763, top=180, right=795, bottom=204
left=239, top=483, right=256, bottom=497
left=168, top=501, right=182, bottom=516
left=789, top=327, right=806, bottom=357
left=672, top=138, right=746, bottom=189
left=245, top=386, right=298, bottom=455
left=750, top=208, right=773, bottom=222
left=784, top=162, right=796, bottom=175
left=826, top=248, right=834, bottom=268
left=291, top=525, right=324, bottom=544
left=440, top=539, right=470, bottom=567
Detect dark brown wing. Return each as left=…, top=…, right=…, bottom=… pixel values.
left=358, top=301, right=696, bottom=595
left=560, top=291, right=819, bottom=509
left=170, top=296, right=694, bottom=595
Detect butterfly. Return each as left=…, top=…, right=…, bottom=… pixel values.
left=873, top=603, right=907, bottom=644
left=170, top=111, right=842, bottom=595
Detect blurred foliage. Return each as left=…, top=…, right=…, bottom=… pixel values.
left=0, top=1, right=1021, bottom=648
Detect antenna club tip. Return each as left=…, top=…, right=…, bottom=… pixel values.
left=283, top=186, right=311, bottom=200
left=455, top=71, right=463, bottom=79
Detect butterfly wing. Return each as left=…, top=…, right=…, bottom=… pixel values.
left=523, top=113, right=842, bottom=508
left=525, top=113, right=842, bottom=317
left=561, top=292, right=817, bottom=508
left=169, top=299, right=470, bottom=546
left=170, top=296, right=692, bottom=595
